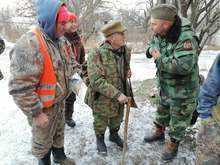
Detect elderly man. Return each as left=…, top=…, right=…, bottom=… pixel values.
left=85, top=20, right=132, bottom=156
left=9, top=0, right=76, bottom=164
left=64, top=13, right=86, bottom=128
left=196, top=54, right=220, bottom=164
left=144, top=4, right=199, bottom=161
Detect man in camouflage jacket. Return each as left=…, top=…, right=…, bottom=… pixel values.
left=9, top=1, right=76, bottom=164
left=144, top=4, right=199, bottom=161
left=64, top=13, right=86, bottom=128
left=85, top=20, right=132, bottom=156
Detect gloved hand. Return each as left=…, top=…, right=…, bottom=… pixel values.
left=117, top=93, right=128, bottom=104
left=69, top=73, right=83, bottom=95
left=197, top=117, right=217, bottom=142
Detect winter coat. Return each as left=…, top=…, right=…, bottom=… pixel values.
left=9, top=0, right=76, bottom=117
left=85, top=41, right=131, bottom=115
left=146, top=16, right=199, bottom=100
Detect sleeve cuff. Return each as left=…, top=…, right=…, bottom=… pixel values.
left=199, top=113, right=212, bottom=119
left=146, top=48, right=152, bottom=58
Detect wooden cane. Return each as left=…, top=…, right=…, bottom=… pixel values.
left=121, top=98, right=131, bottom=165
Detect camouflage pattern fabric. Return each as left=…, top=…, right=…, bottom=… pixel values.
left=32, top=103, right=65, bottom=158
left=85, top=41, right=131, bottom=135
left=146, top=17, right=199, bottom=141
left=9, top=27, right=77, bottom=159
left=64, top=31, right=86, bottom=120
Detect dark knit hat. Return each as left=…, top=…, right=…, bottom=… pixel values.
left=151, top=4, right=177, bottom=22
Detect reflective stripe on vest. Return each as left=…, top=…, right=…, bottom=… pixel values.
left=32, top=28, right=57, bottom=108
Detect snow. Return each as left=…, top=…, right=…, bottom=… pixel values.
left=0, top=41, right=219, bottom=164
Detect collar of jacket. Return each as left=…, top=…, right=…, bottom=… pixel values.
left=101, top=40, right=125, bottom=56
left=64, top=32, right=81, bottom=44
left=164, top=15, right=182, bottom=43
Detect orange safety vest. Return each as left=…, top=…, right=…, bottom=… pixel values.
left=32, top=28, right=57, bottom=108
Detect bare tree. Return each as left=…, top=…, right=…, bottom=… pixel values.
left=15, top=0, right=36, bottom=18
left=177, top=0, right=220, bottom=51
left=64, top=0, right=113, bottom=42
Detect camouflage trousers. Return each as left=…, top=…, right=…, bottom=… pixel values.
left=155, top=98, right=196, bottom=141
left=29, top=102, right=65, bottom=159
left=196, top=106, right=220, bottom=165
left=92, top=102, right=124, bottom=135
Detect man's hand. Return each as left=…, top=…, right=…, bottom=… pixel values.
left=149, top=48, right=160, bottom=60
left=33, top=112, right=49, bottom=128
left=117, top=93, right=129, bottom=104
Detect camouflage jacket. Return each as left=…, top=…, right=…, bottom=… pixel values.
left=146, top=17, right=199, bottom=99
left=9, top=27, right=76, bottom=117
left=85, top=41, right=131, bottom=109
left=64, top=31, right=85, bottom=64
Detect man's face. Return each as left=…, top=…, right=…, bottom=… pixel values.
left=69, top=20, right=79, bottom=33
left=55, top=21, right=72, bottom=38
left=150, top=17, right=171, bottom=36
left=111, top=31, right=127, bottom=48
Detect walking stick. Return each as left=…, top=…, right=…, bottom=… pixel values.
left=121, top=98, right=131, bottom=165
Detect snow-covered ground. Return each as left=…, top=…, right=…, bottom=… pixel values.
left=0, top=42, right=219, bottom=165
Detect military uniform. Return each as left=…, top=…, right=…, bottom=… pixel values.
left=85, top=20, right=131, bottom=155
left=146, top=16, right=199, bottom=141
left=144, top=4, right=199, bottom=161
left=9, top=1, right=76, bottom=164
left=64, top=31, right=86, bottom=127
left=85, top=42, right=131, bottom=135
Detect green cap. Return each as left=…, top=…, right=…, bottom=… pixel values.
left=101, top=20, right=126, bottom=37
left=151, top=4, right=177, bottom=22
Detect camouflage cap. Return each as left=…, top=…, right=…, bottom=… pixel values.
left=101, top=20, right=126, bottom=37
left=151, top=4, right=177, bottom=22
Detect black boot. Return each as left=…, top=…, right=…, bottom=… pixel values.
left=65, top=119, right=76, bottom=128
left=38, top=149, right=51, bottom=165
left=161, top=138, right=179, bottom=162
left=144, top=123, right=165, bottom=143
left=65, top=92, right=76, bottom=128
left=96, top=134, right=107, bottom=156
left=109, top=129, right=123, bottom=148
left=52, top=147, right=75, bottom=165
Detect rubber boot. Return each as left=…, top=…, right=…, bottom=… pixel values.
left=144, top=123, right=165, bottom=143
left=65, top=93, right=76, bottom=128
left=38, top=149, right=51, bottom=165
left=161, top=138, right=179, bottom=161
left=109, top=128, right=123, bottom=148
left=52, top=147, right=75, bottom=165
left=96, top=134, right=107, bottom=156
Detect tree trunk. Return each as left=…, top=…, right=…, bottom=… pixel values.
left=179, top=0, right=188, bottom=17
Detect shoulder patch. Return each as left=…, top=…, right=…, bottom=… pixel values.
left=183, top=40, right=192, bottom=50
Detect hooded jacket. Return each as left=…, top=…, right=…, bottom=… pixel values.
left=9, top=0, right=76, bottom=117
